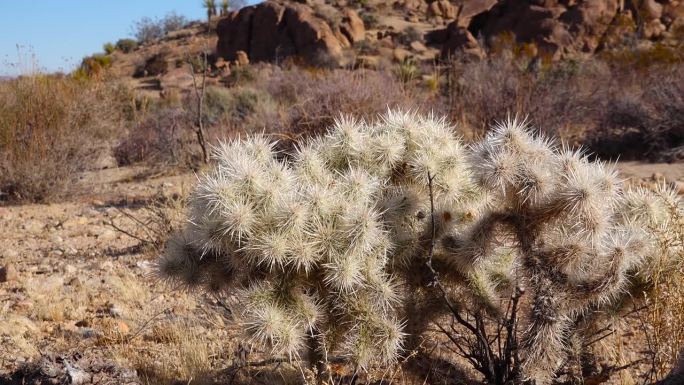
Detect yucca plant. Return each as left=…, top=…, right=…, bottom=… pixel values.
left=220, top=0, right=229, bottom=16
left=203, top=0, right=217, bottom=23
left=158, top=111, right=682, bottom=384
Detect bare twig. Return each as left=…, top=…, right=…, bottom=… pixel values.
left=189, top=52, right=210, bottom=164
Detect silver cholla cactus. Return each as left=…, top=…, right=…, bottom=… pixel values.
left=158, top=111, right=681, bottom=382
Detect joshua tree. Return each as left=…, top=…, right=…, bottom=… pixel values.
left=203, top=0, right=217, bottom=23
left=158, top=111, right=682, bottom=384
left=220, top=0, right=229, bottom=15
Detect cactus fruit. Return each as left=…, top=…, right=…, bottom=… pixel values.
left=158, top=111, right=682, bottom=382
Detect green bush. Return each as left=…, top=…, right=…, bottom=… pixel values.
left=203, top=86, right=274, bottom=124
left=103, top=42, right=116, bottom=55
left=78, top=53, right=113, bottom=78
left=116, top=38, right=139, bottom=53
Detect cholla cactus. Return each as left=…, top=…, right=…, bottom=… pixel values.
left=158, top=111, right=682, bottom=383
left=439, top=118, right=681, bottom=383
left=159, top=111, right=478, bottom=369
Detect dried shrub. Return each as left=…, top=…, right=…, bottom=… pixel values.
left=134, top=53, right=169, bottom=78
left=0, top=75, right=123, bottom=202
left=114, top=108, right=196, bottom=167
left=267, top=68, right=417, bottom=134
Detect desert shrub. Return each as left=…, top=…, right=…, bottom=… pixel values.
left=0, top=75, right=123, bottom=202
left=203, top=86, right=275, bottom=125
left=359, top=11, right=378, bottom=29
left=444, top=56, right=608, bottom=141
left=114, top=108, right=195, bottom=167
left=158, top=111, right=682, bottom=384
left=116, top=38, right=139, bottom=53
left=103, top=42, right=116, bottom=55
left=395, top=58, right=419, bottom=84
left=134, top=53, right=169, bottom=78
left=634, top=186, right=684, bottom=380
left=132, top=17, right=164, bottom=44
left=396, top=26, right=422, bottom=46
left=161, top=11, right=189, bottom=35
left=589, top=65, right=684, bottom=160
left=77, top=53, right=113, bottom=78
left=132, top=12, right=190, bottom=44
left=267, top=68, right=416, bottom=134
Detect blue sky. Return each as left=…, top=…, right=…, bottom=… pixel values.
left=0, top=1, right=258, bottom=76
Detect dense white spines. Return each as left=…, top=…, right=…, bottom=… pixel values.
left=159, top=111, right=681, bottom=381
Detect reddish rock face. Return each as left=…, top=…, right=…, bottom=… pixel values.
left=216, top=0, right=364, bottom=67
left=217, top=0, right=684, bottom=66
left=428, top=0, right=683, bottom=60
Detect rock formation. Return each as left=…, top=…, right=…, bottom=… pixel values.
left=216, top=0, right=365, bottom=67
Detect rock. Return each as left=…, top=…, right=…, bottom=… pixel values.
left=0, top=264, right=18, bottom=283
left=340, top=9, right=365, bottom=44
left=214, top=57, right=228, bottom=69
left=216, top=0, right=348, bottom=67
left=65, top=362, right=91, bottom=385
left=393, top=47, right=411, bottom=62
left=641, top=0, right=663, bottom=20
left=410, top=40, right=427, bottom=52
left=428, top=0, right=457, bottom=19
left=457, top=0, right=498, bottom=25
left=439, top=23, right=485, bottom=60
left=235, top=50, right=250, bottom=66
left=428, top=0, right=654, bottom=60
left=116, top=321, right=130, bottom=334
left=643, top=19, right=666, bottom=38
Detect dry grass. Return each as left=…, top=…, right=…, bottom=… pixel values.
left=643, top=194, right=684, bottom=380
left=0, top=75, right=130, bottom=202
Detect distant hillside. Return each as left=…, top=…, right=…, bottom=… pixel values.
left=96, top=0, right=684, bottom=91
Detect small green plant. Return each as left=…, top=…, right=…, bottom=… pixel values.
left=395, top=58, right=418, bottom=85
left=359, top=12, right=379, bottom=29
left=103, top=42, right=116, bottom=55
left=78, top=53, right=113, bottom=78
left=116, top=38, right=138, bottom=53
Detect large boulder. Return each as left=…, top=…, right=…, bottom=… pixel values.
left=427, top=0, right=637, bottom=59
left=216, top=0, right=364, bottom=67
left=434, top=23, right=485, bottom=59
left=340, top=9, right=366, bottom=44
